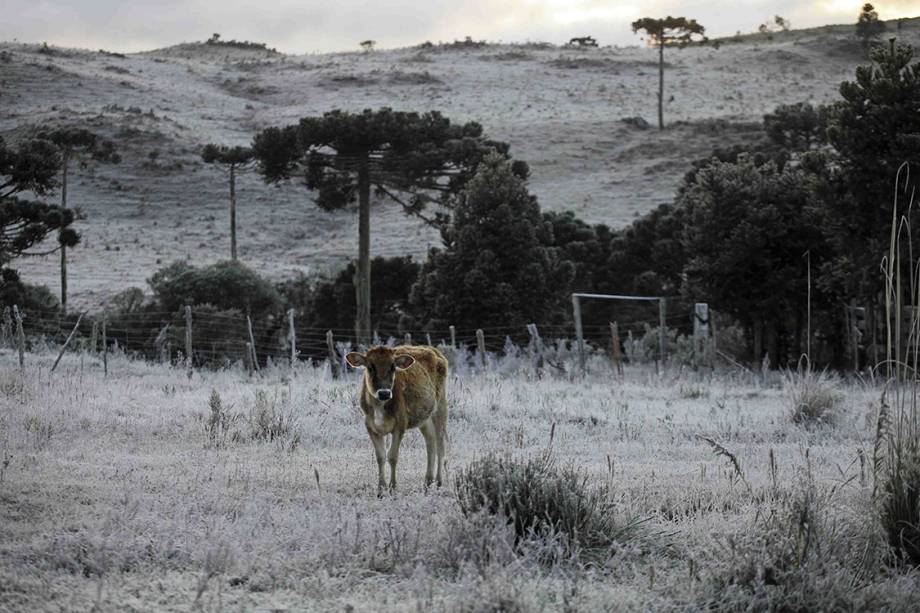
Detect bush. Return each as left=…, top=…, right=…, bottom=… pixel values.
left=0, top=268, right=59, bottom=313
left=785, top=367, right=844, bottom=427
left=687, top=477, right=895, bottom=610
left=876, top=389, right=920, bottom=566
left=248, top=390, right=299, bottom=451
left=148, top=260, right=281, bottom=319
left=455, top=450, right=626, bottom=561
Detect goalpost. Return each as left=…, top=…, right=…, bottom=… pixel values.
left=571, top=293, right=667, bottom=372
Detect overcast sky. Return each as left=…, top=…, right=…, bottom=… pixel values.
left=2, top=1, right=918, bottom=53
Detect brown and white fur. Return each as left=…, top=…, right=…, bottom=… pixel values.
left=344, top=345, right=448, bottom=496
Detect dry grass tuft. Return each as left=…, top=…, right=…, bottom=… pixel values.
left=784, top=367, right=844, bottom=427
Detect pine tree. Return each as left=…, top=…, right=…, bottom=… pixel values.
left=40, top=127, right=119, bottom=312
left=201, top=144, right=254, bottom=261
left=252, top=108, right=519, bottom=344
left=408, top=154, right=574, bottom=332
left=856, top=3, right=886, bottom=51
left=823, top=40, right=920, bottom=308
left=631, top=17, right=706, bottom=130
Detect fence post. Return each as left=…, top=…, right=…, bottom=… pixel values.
left=326, top=330, right=339, bottom=379
left=572, top=294, right=586, bottom=374
left=102, top=311, right=108, bottom=377
left=449, top=325, right=456, bottom=349
left=154, top=323, right=170, bottom=363
left=51, top=312, right=84, bottom=373
left=184, top=305, right=193, bottom=379
left=246, top=315, right=260, bottom=373
left=90, top=320, right=99, bottom=354
left=245, top=341, right=253, bottom=376
left=476, top=329, right=486, bottom=369
left=13, top=305, right=24, bottom=374
left=658, top=297, right=667, bottom=366
left=404, top=332, right=412, bottom=346
left=526, top=323, right=545, bottom=375
left=426, top=333, right=432, bottom=347
left=288, top=309, right=296, bottom=370
left=609, top=321, right=623, bottom=376
left=1, top=306, right=11, bottom=348
left=693, top=303, right=710, bottom=369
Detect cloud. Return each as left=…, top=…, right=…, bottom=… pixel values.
left=0, top=0, right=916, bottom=53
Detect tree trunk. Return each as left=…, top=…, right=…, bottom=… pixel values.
left=229, top=163, right=237, bottom=261
left=60, top=149, right=70, bottom=314
left=355, top=156, right=372, bottom=345
left=657, top=41, right=664, bottom=130
left=752, top=319, right=763, bottom=368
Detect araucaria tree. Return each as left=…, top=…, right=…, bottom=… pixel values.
left=0, top=136, right=78, bottom=304
left=856, top=3, right=886, bottom=51
left=40, top=127, right=119, bottom=312
left=408, top=153, right=574, bottom=332
left=631, top=16, right=705, bottom=130
left=252, top=107, right=518, bottom=344
left=201, top=144, right=254, bottom=261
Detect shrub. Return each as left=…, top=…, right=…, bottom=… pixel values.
left=687, top=477, right=894, bottom=610
left=785, top=367, right=844, bottom=427
left=202, top=389, right=241, bottom=448
left=455, top=450, right=626, bottom=561
left=248, top=390, right=299, bottom=451
left=0, top=269, right=59, bottom=313
left=876, top=388, right=920, bottom=566
left=148, top=260, right=281, bottom=319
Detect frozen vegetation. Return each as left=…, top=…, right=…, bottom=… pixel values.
left=1, top=348, right=918, bottom=611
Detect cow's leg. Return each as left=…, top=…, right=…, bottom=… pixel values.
left=387, top=428, right=404, bottom=492
left=419, top=418, right=438, bottom=490
left=434, top=397, right=448, bottom=487
left=368, top=429, right=387, bottom=497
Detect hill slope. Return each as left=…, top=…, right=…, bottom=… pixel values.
left=2, top=20, right=919, bottom=309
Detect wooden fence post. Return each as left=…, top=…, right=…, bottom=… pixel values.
left=526, top=323, right=545, bottom=374
left=90, top=320, right=99, bottom=354
left=246, top=315, right=260, bottom=373
left=426, top=333, right=432, bottom=347
left=184, top=305, right=193, bottom=379
left=476, top=329, right=486, bottom=369
left=102, top=311, right=108, bottom=377
left=609, top=322, right=623, bottom=376
left=449, top=325, right=456, bottom=349
left=404, top=332, right=412, bottom=346
left=1, top=307, right=11, bottom=348
left=245, top=341, right=253, bottom=376
left=13, top=305, right=24, bottom=374
left=154, top=323, right=170, bottom=363
left=658, top=297, right=667, bottom=366
left=693, top=303, right=710, bottom=369
left=326, top=330, right=339, bottom=379
left=51, top=312, right=84, bottom=373
left=572, top=294, right=586, bottom=374
left=288, top=309, right=296, bottom=370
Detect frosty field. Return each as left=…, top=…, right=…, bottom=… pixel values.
left=2, top=349, right=918, bottom=612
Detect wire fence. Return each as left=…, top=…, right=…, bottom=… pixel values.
left=1, top=302, right=711, bottom=376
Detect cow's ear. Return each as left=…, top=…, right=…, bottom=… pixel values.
left=345, top=352, right=366, bottom=368
left=394, top=354, right=415, bottom=370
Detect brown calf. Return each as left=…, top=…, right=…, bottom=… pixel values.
left=344, top=345, right=448, bottom=495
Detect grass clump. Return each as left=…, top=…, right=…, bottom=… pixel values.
left=784, top=367, right=843, bottom=427
left=455, top=450, right=629, bottom=561
left=202, top=389, right=241, bottom=448
left=687, top=477, right=895, bottom=611
left=249, top=389, right=300, bottom=451
left=875, top=389, right=920, bottom=566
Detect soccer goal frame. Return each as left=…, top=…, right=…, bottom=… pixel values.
left=571, top=293, right=667, bottom=372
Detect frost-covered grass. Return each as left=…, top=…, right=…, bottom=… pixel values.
left=1, top=349, right=918, bottom=611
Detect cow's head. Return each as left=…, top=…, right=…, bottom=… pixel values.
left=345, top=346, right=415, bottom=402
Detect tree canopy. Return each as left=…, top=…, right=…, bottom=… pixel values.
left=408, top=153, right=573, bottom=332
